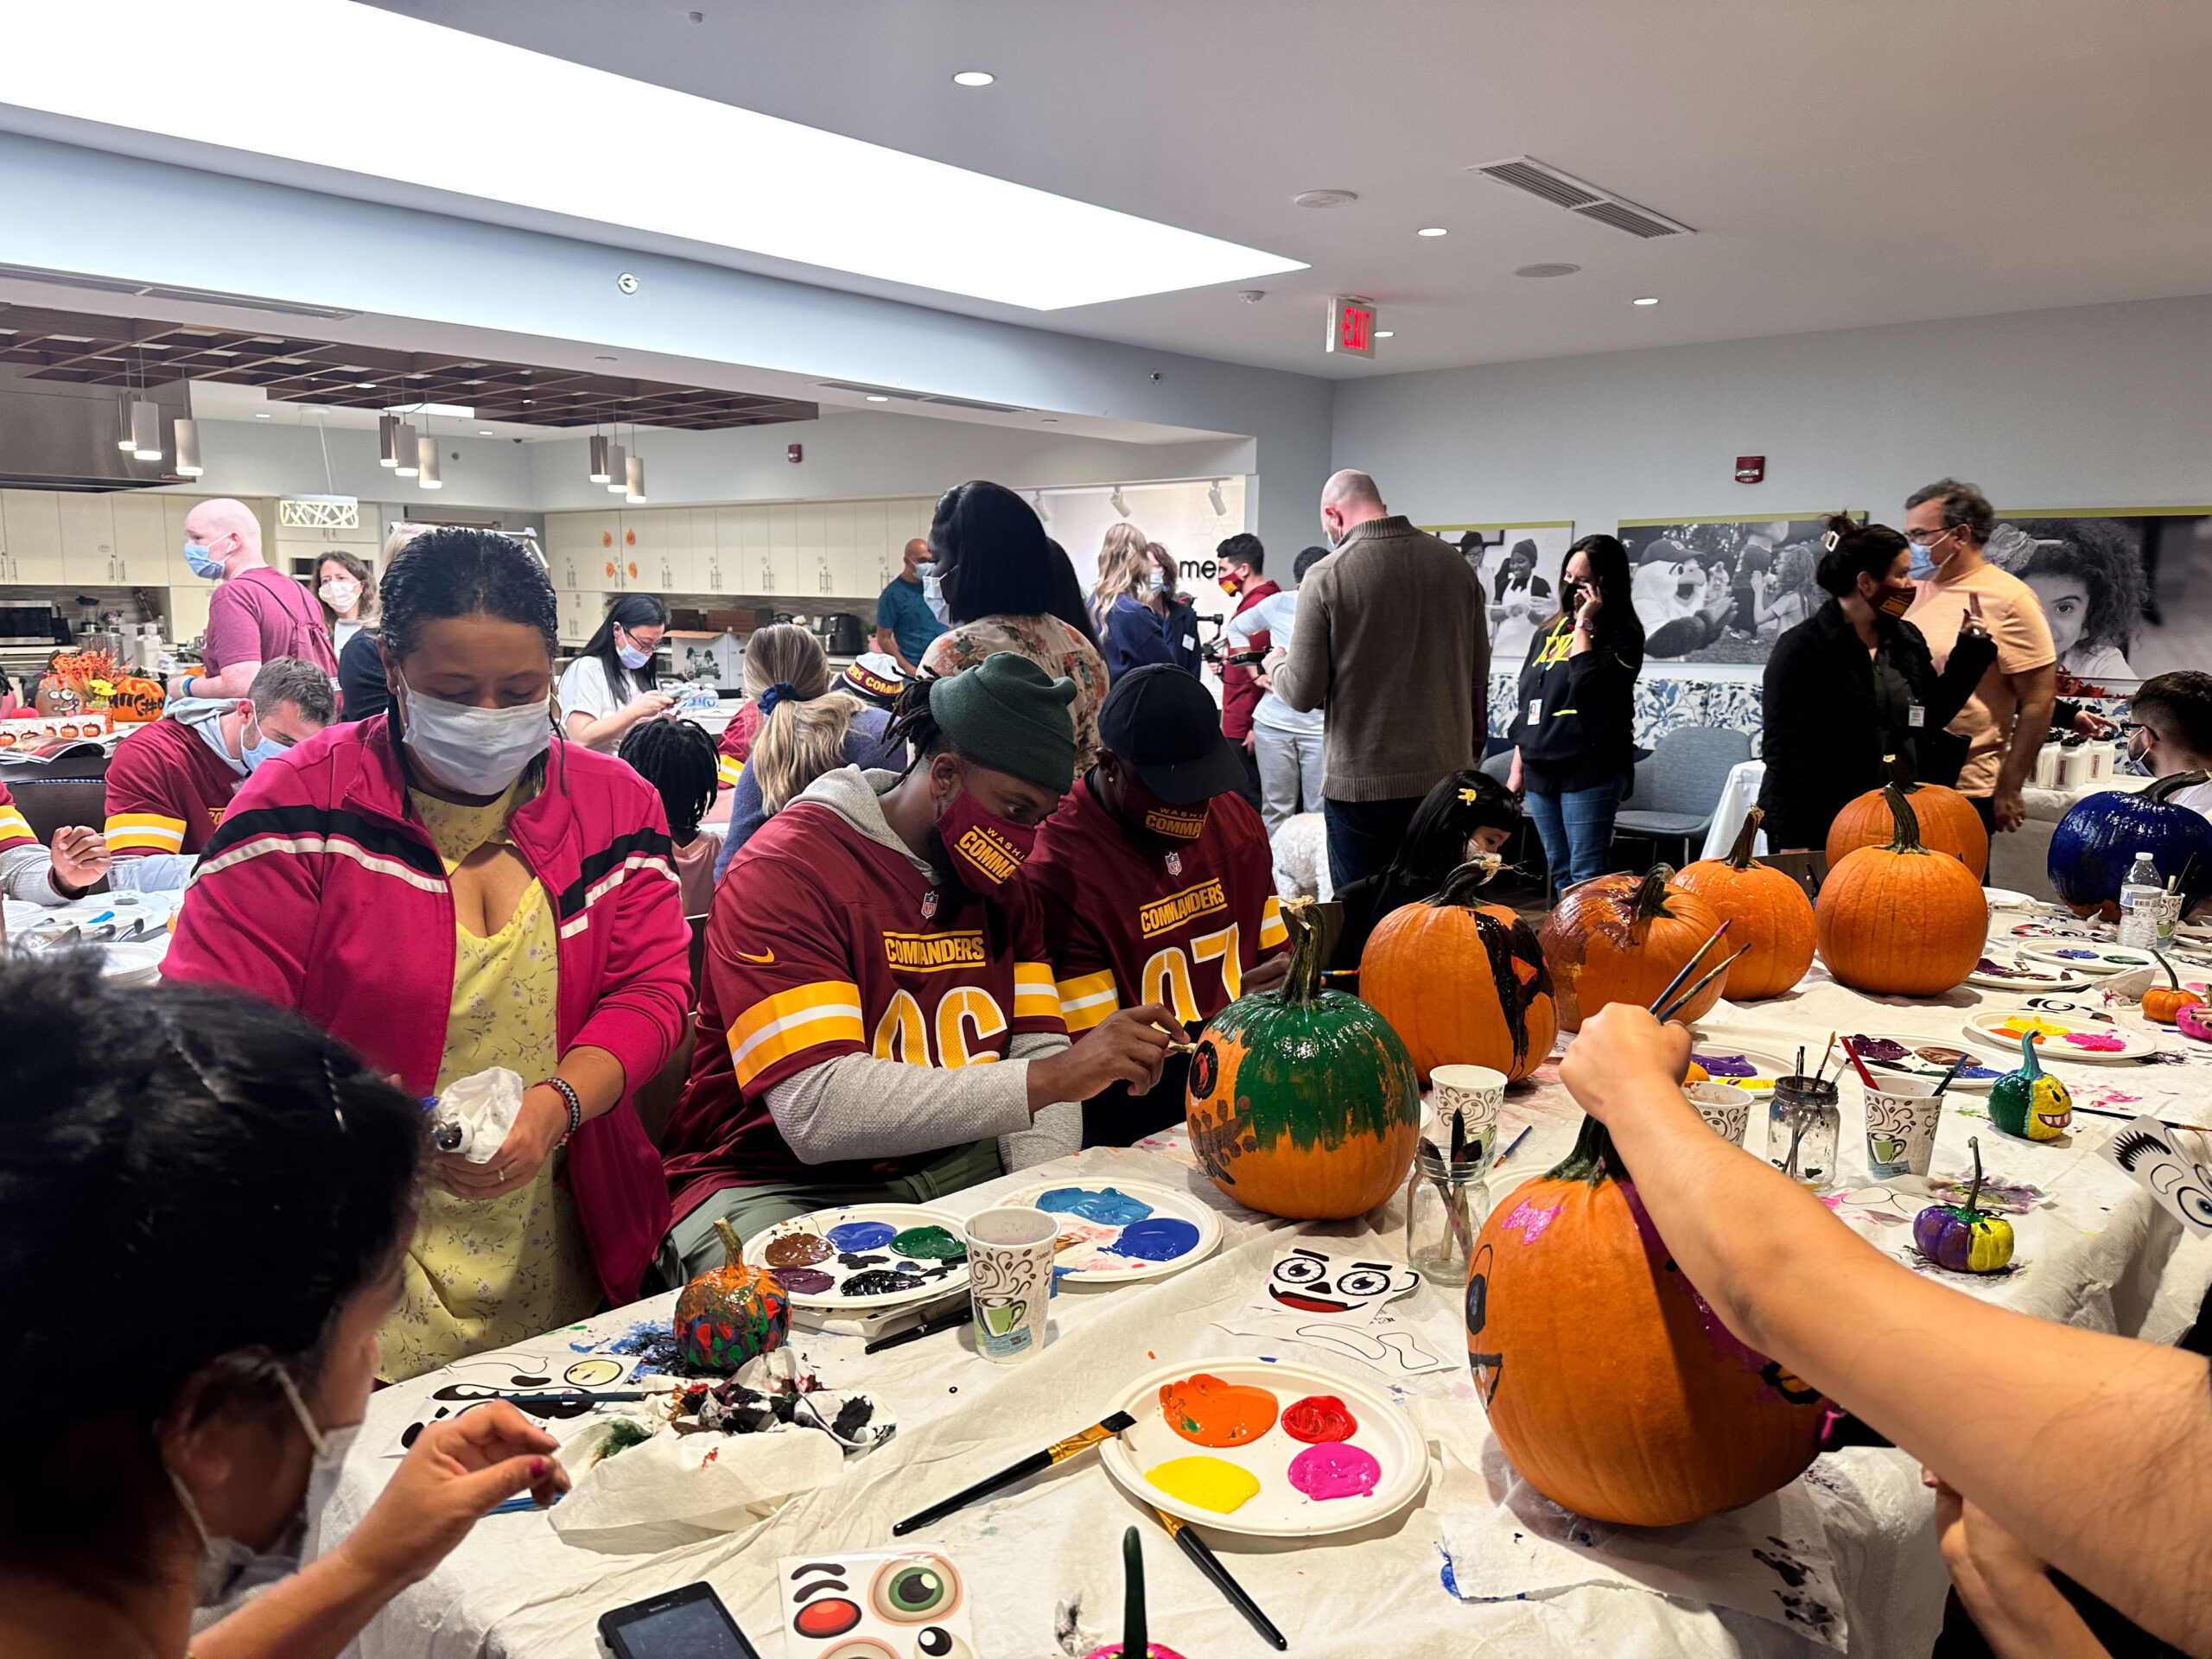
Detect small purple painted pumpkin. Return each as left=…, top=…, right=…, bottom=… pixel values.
left=675, top=1217, right=791, bottom=1372
left=1914, top=1137, right=2015, bottom=1274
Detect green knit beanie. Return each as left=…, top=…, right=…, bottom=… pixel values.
left=928, top=652, right=1079, bottom=792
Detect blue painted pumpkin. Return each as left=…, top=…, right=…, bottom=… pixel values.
left=2047, top=772, right=2212, bottom=920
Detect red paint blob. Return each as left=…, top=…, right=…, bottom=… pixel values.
left=793, top=1597, right=861, bottom=1639
left=1281, top=1394, right=1358, bottom=1443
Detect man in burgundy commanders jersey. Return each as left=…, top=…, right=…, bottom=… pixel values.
left=659, top=652, right=1179, bottom=1277
left=1026, top=664, right=1291, bottom=1147
left=0, top=782, right=109, bottom=904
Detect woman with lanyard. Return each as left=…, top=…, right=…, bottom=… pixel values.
left=166, top=529, right=691, bottom=1381
left=559, top=593, right=674, bottom=753
left=1758, top=516, right=1996, bottom=853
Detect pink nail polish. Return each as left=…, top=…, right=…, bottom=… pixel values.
left=531, top=1457, right=548, bottom=1479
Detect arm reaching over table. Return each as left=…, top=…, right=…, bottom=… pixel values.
left=1560, top=1004, right=2212, bottom=1658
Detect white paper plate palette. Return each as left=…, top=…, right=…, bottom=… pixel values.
left=1683, top=1042, right=1799, bottom=1098
left=2017, top=941, right=2159, bottom=976
left=1840, top=1032, right=2002, bottom=1091
left=1964, top=954, right=2088, bottom=992
left=743, top=1203, right=969, bottom=1311
left=1964, top=1009, right=2157, bottom=1064
left=1100, top=1359, right=1427, bottom=1539
left=990, top=1179, right=1222, bottom=1286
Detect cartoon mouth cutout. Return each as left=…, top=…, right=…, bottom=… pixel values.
left=1269, top=1290, right=1355, bottom=1313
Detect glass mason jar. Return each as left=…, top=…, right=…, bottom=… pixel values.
left=1406, top=1147, right=1492, bottom=1286
left=1766, top=1074, right=1842, bottom=1191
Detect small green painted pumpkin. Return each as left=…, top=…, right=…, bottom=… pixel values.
left=675, top=1217, right=791, bottom=1372
left=1913, top=1136, right=2015, bottom=1273
left=1186, top=897, right=1420, bottom=1220
left=1987, top=1030, right=2073, bottom=1141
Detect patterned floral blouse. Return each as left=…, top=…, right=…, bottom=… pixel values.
left=919, top=613, right=1109, bottom=768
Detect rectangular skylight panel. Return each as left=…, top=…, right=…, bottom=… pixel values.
left=0, top=0, right=1305, bottom=311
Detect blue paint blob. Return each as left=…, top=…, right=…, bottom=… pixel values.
left=825, top=1220, right=898, bottom=1251
left=1103, top=1216, right=1202, bottom=1262
left=1036, top=1185, right=1156, bottom=1226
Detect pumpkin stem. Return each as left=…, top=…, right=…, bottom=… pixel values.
left=1725, top=807, right=1764, bottom=870
left=1882, top=784, right=1930, bottom=855
left=2153, top=948, right=2180, bottom=992
left=1277, top=896, right=1325, bottom=1004
left=1964, top=1135, right=1986, bottom=1220
left=1547, top=1112, right=1627, bottom=1189
left=1632, top=867, right=1677, bottom=925
left=2017, top=1028, right=2043, bottom=1081
left=2146, top=768, right=2211, bottom=806
left=712, top=1216, right=747, bottom=1270
left=1434, top=856, right=1504, bottom=908
left=1883, top=753, right=1921, bottom=792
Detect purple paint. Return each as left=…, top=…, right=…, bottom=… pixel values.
left=1690, top=1052, right=1757, bottom=1078
left=1103, top=1216, right=1202, bottom=1262
left=825, top=1220, right=898, bottom=1251
left=771, top=1268, right=836, bottom=1294
left=1287, top=1441, right=1382, bottom=1500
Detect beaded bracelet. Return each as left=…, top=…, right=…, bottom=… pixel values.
left=543, top=1077, right=585, bottom=1147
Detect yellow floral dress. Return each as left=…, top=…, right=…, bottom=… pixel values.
left=378, top=783, right=601, bottom=1382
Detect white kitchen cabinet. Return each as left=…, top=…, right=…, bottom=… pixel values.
left=556, top=588, right=605, bottom=645
left=547, top=511, right=620, bottom=593
left=624, top=510, right=692, bottom=594
left=696, top=509, right=729, bottom=594
left=59, top=493, right=118, bottom=585
left=168, top=585, right=213, bottom=650
left=1, top=491, right=67, bottom=584
left=751, top=505, right=793, bottom=597
left=112, top=495, right=169, bottom=587
left=853, top=499, right=896, bottom=602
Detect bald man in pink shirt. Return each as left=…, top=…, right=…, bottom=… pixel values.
left=167, top=499, right=338, bottom=702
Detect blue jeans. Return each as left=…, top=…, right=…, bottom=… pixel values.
left=1525, top=779, right=1626, bottom=893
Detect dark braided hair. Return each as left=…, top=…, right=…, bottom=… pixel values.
left=0, top=955, right=423, bottom=1592
left=885, top=676, right=945, bottom=778
left=619, top=716, right=720, bottom=840
left=378, top=526, right=558, bottom=662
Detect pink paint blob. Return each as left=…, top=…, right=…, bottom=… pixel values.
left=1084, top=1647, right=1191, bottom=1659
left=1286, top=1441, right=1382, bottom=1501
left=2063, top=1032, right=2126, bottom=1052
left=1501, top=1198, right=1562, bottom=1245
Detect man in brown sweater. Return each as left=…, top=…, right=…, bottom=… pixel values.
left=1270, top=469, right=1490, bottom=887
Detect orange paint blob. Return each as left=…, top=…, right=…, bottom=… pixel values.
left=1159, top=1373, right=1279, bottom=1447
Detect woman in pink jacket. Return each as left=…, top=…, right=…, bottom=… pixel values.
left=167, top=529, right=690, bottom=1379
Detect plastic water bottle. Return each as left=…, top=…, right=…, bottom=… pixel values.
left=2117, top=851, right=2164, bottom=948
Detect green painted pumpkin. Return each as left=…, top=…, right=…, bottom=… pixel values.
left=1186, top=897, right=1420, bottom=1219
left=1987, top=1030, right=2073, bottom=1141
left=675, top=1217, right=791, bottom=1372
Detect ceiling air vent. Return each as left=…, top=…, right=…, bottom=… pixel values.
left=817, top=379, right=1028, bottom=416
left=1471, top=158, right=1694, bottom=238
left=0, top=263, right=358, bottom=321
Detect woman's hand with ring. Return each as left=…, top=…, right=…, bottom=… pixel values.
left=432, top=1088, right=567, bottom=1199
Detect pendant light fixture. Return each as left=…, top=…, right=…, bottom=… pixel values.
left=626, top=451, right=646, bottom=503
left=605, top=439, right=628, bottom=494
left=116, top=394, right=137, bottom=453
left=378, top=414, right=401, bottom=467
left=394, top=423, right=419, bottom=477
left=416, top=427, right=442, bottom=489
left=174, top=417, right=204, bottom=478
left=130, top=397, right=163, bottom=461
left=588, top=430, right=611, bottom=484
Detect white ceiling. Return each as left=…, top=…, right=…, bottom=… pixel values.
left=353, top=0, right=2212, bottom=379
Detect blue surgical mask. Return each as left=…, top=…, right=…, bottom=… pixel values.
left=1907, top=530, right=1955, bottom=582
left=1147, top=573, right=1166, bottom=597
left=239, top=709, right=292, bottom=774
left=616, top=640, right=652, bottom=671
left=922, top=566, right=952, bottom=626
left=400, top=678, right=551, bottom=797
left=183, top=539, right=226, bottom=581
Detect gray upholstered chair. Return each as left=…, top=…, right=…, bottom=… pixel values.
left=1611, top=725, right=1752, bottom=868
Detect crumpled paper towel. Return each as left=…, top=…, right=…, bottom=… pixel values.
left=1435, top=1440, right=1855, bottom=1651
left=549, top=1417, right=842, bottom=1550
left=429, top=1066, right=524, bottom=1163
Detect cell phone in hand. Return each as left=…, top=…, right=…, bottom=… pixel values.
left=600, top=1582, right=762, bottom=1659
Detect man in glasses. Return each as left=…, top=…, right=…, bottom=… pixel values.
left=2126, top=672, right=2212, bottom=822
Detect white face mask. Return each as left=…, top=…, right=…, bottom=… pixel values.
left=921, top=566, right=952, bottom=626
left=399, top=678, right=551, bottom=797
left=320, top=579, right=362, bottom=613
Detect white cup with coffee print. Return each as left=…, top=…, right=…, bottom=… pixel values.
left=1685, top=1080, right=1751, bottom=1147
left=963, top=1205, right=1057, bottom=1363
left=1862, top=1076, right=1942, bottom=1180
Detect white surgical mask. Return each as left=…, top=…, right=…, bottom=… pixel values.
left=399, top=678, right=551, bottom=796
left=922, top=566, right=952, bottom=626
left=320, top=579, right=361, bottom=612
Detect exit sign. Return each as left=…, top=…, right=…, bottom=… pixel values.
left=1326, top=295, right=1377, bottom=358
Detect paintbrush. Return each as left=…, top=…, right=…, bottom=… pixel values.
left=1648, top=919, right=1732, bottom=1015
left=1490, top=1125, right=1533, bottom=1171
left=892, top=1410, right=1137, bottom=1535
left=1656, top=949, right=1743, bottom=1024
left=864, top=1305, right=973, bottom=1354
left=1450, top=1108, right=1468, bottom=1171
left=1121, top=1524, right=1149, bottom=1659
left=1932, top=1052, right=1971, bottom=1096
left=1796, top=1045, right=1807, bottom=1080
left=1418, top=1133, right=1471, bottom=1257
left=1149, top=1506, right=1286, bottom=1649
left=1839, top=1034, right=1878, bottom=1090
left=498, top=1390, right=652, bottom=1409
left=1815, top=1032, right=1837, bottom=1084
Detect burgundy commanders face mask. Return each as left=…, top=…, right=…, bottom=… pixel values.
left=1117, top=770, right=1210, bottom=844
left=937, top=767, right=1037, bottom=892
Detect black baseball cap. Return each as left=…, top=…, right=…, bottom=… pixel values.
left=1097, top=664, right=1249, bottom=804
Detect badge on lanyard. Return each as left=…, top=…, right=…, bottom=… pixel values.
left=1527, top=696, right=1543, bottom=727
left=1908, top=704, right=1925, bottom=728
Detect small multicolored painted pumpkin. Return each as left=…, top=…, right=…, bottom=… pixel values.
left=105, top=675, right=167, bottom=723
left=2143, top=951, right=2206, bottom=1027
left=675, top=1217, right=791, bottom=1372
left=1673, top=808, right=1816, bottom=1001
left=1466, top=1115, right=1827, bottom=1526
left=1360, top=860, right=1557, bottom=1084
left=1986, top=1030, right=2072, bottom=1141
left=1913, top=1136, right=2015, bottom=1273
left=2048, top=771, right=2212, bottom=920
left=1186, top=897, right=1420, bottom=1220
left=1536, top=868, right=1728, bottom=1032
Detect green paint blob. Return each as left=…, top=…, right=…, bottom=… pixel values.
left=889, top=1224, right=967, bottom=1260
left=1208, top=987, right=1420, bottom=1154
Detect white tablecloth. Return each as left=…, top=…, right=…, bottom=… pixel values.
left=1700, top=760, right=1768, bottom=861
left=319, top=906, right=2211, bottom=1659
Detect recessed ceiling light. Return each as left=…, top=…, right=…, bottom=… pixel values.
left=1040, top=417, right=1058, bottom=423
left=1515, top=263, right=1580, bottom=278
left=353, top=380, right=376, bottom=388
left=1633, top=296, right=1661, bottom=306
left=594, top=354, right=617, bottom=361
left=1375, top=330, right=1395, bottom=339
left=1294, top=189, right=1357, bottom=209
left=864, top=394, right=890, bottom=402
left=951, top=70, right=995, bottom=86
left=1416, top=226, right=1448, bottom=237
left=479, top=429, right=495, bottom=435
left=255, top=410, right=270, bottom=418
left=3, top=1, right=1302, bottom=312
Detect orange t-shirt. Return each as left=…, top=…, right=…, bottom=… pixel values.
left=1904, top=560, right=2054, bottom=796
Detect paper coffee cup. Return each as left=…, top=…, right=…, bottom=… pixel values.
left=1430, top=1064, right=1507, bottom=1168
left=1685, top=1080, right=1751, bottom=1147
left=963, top=1206, right=1057, bottom=1363
left=1862, top=1076, right=1941, bottom=1179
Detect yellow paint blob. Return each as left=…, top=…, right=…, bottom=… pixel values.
left=1147, top=1455, right=1263, bottom=1514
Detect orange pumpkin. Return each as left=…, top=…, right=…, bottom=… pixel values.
left=105, top=675, right=166, bottom=724
left=1536, top=868, right=1727, bottom=1032
left=1186, top=899, right=1420, bottom=1220
left=1673, top=808, right=1815, bottom=1001
left=1360, top=861, right=1557, bottom=1084
left=1826, top=757, right=1988, bottom=880
left=1815, top=785, right=1987, bottom=995
left=1468, top=1116, right=1827, bottom=1525
left=2144, top=951, right=2205, bottom=1026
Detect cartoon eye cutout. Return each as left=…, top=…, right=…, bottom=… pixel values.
left=1271, top=1252, right=1327, bottom=1287
left=792, top=1599, right=864, bottom=1641
left=1334, top=1265, right=1400, bottom=1299
left=913, top=1629, right=972, bottom=1659
left=563, top=1358, right=624, bottom=1388
left=869, top=1554, right=962, bottom=1624
left=2177, top=1185, right=2212, bottom=1228
left=819, top=1641, right=896, bottom=1659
